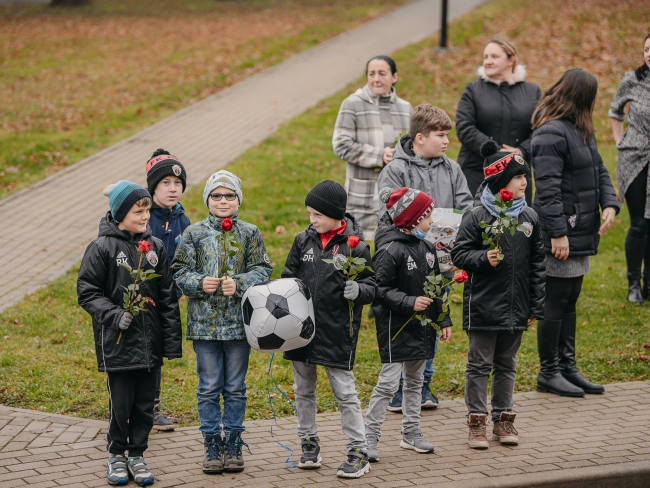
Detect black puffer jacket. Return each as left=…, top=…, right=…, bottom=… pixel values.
left=372, top=223, right=451, bottom=363
left=532, top=118, right=620, bottom=255
left=282, top=215, right=376, bottom=370
left=456, top=73, right=541, bottom=198
left=78, top=212, right=183, bottom=372
left=450, top=206, right=546, bottom=331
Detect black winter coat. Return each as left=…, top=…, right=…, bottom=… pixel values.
left=531, top=118, right=620, bottom=255
left=450, top=206, right=546, bottom=331
left=281, top=215, right=376, bottom=370
left=149, top=202, right=191, bottom=264
left=371, top=223, right=452, bottom=363
left=456, top=76, right=541, bottom=197
left=78, top=212, right=183, bottom=372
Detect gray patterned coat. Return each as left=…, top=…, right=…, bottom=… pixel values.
left=332, top=84, right=412, bottom=239
left=609, top=70, right=650, bottom=218
left=172, top=214, right=273, bottom=341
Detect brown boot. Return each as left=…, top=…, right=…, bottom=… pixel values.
left=493, top=412, right=518, bottom=445
left=467, top=413, right=489, bottom=449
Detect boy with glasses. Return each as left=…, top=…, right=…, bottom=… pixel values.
left=172, top=170, right=273, bottom=475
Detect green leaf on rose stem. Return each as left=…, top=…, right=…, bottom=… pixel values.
left=509, top=227, right=515, bottom=236
left=145, top=273, right=161, bottom=280
left=482, top=232, right=490, bottom=241
left=322, top=259, right=335, bottom=264
left=119, top=262, right=133, bottom=272
left=365, top=266, right=374, bottom=273
left=127, top=284, right=135, bottom=291
left=497, top=253, right=504, bottom=261
left=516, top=224, right=527, bottom=232
left=478, top=221, right=487, bottom=228
left=123, top=292, right=130, bottom=306
left=438, top=312, right=446, bottom=322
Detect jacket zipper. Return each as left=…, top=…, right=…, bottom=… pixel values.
left=309, top=237, right=326, bottom=363
left=510, top=232, right=516, bottom=333
left=468, top=274, right=473, bottom=330
left=388, top=312, right=392, bottom=362
left=127, top=241, right=151, bottom=370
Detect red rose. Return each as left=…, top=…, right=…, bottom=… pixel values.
left=145, top=297, right=156, bottom=306
left=137, top=240, right=152, bottom=254
left=347, top=235, right=361, bottom=249
left=454, top=270, right=469, bottom=284
left=499, top=189, right=513, bottom=202
left=221, top=218, right=234, bottom=232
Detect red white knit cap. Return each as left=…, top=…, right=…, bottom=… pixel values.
left=380, top=187, right=435, bottom=230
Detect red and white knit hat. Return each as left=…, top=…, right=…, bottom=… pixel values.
left=379, top=187, right=435, bottom=230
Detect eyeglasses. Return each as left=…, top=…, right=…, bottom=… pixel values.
left=209, top=193, right=237, bottom=202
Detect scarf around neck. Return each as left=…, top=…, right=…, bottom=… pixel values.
left=480, top=187, right=527, bottom=218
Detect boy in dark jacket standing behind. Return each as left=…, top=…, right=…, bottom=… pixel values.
left=365, top=187, right=452, bottom=463
left=451, top=142, right=545, bottom=450
left=78, top=181, right=182, bottom=486
left=282, top=180, right=376, bottom=479
left=145, top=148, right=192, bottom=431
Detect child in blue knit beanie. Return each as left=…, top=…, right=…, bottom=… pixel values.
left=78, top=180, right=182, bottom=487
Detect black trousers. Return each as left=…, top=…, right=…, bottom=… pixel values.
left=625, top=164, right=650, bottom=280
left=107, top=368, right=159, bottom=456
left=544, top=276, right=583, bottom=320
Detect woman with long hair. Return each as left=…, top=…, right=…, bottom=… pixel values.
left=456, top=38, right=541, bottom=203
left=531, top=68, right=620, bottom=397
left=609, top=33, right=650, bottom=303
left=332, top=55, right=412, bottom=241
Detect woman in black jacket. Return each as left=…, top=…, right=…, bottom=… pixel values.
left=456, top=38, right=541, bottom=203
left=531, top=68, right=620, bottom=397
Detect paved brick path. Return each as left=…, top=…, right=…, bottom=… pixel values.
left=0, top=0, right=484, bottom=312
left=1, top=381, right=649, bottom=487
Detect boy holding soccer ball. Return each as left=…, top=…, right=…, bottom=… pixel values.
left=282, top=180, right=376, bottom=479
left=172, top=170, right=272, bottom=475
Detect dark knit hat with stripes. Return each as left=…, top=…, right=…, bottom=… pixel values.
left=481, top=140, right=529, bottom=194
left=305, top=180, right=347, bottom=220
left=145, top=148, right=187, bottom=196
left=379, top=187, right=434, bottom=230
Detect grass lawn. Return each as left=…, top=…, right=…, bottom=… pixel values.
left=0, top=0, right=406, bottom=199
left=1, top=0, right=649, bottom=425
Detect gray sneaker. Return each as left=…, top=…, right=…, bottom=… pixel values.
left=106, top=454, right=128, bottom=486
left=366, top=435, right=379, bottom=463
left=152, top=407, right=176, bottom=431
left=400, top=430, right=434, bottom=454
left=126, top=456, right=154, bottom=486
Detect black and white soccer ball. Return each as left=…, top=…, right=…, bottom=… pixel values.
left=241, top=278, right=315, bottom=353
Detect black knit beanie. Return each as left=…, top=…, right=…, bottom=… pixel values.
left=305, top=180, right=347, bottom=220
left=145, top=149, right=187, bottom=196
left=481, top=140, right=530, bottom=194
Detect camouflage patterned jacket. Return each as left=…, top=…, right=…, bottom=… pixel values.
left=172, top=214, right=273, bottom=341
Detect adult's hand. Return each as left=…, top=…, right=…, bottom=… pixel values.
left=610, top=118, right=624, bottom=145
left=551, top=236, right=570, bottom=260
left=501, top=144, right=523, bottom=158
left=202, top=276, right=222, bottom=293
left=599, top=207, right=617, bottom=235
left=383, top=147, right=395, bottom=164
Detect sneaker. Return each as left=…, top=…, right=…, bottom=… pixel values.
left=366, top=435, right=379, bottom=463
left=224, top=431, right=249, bottom=472
left=202, top=434, right=224, bottom=474
left=467, top=413, right=489, bottom=449
left=493, top=412, right=518, bottom=445
left=387, top=387, right=403, bottom=413
left=298, top=437, right=322, bottom=468
left=127, top=456, right=154, bottom=486
left=421, top=382, right=439, bottom=409
left=400, top=429, right=434, bottom=453
left=336, top=448, right=370, bottom=478
left=106, top=454, right=128, bottom=486
left=152, top=408, right=176, bottom=431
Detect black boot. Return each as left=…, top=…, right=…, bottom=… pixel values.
left=558, top=313, right=604, bottom=394
left=643, top=269, right=650, bottom=301
left=628, top=272, right=644, bottom=303
left=536, top=319, right=585, bottom=397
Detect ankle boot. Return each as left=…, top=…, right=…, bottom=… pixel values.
left=628, top=271, right=644, bottom=303
left=536, top=319, right=585, bottom=397
left=558, top=313, right=604, bottom=394
left=643, top=270, right=650, bottom=300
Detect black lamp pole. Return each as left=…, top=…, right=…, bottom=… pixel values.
left=439, top=0, right=448, bottom=49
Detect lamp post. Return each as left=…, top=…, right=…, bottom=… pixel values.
left=435, top=0, right=451, bottom=53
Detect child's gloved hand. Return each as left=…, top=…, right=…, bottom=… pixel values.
left=413, top=296, right=433, bottom=311
left=222, top=277, right=237, bottom=297
left=343, top=280, right=359, bottom=300
left=118, top=312, right=133, bottom=330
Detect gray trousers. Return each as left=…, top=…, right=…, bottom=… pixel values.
left=292, top=361, right=367, bottom=451
left=465, top=330, right=523, bottom=422
left=365, top=360, right=426, bottom=439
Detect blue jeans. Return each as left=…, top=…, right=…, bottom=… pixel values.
left=423, top=331, right=439, bottom=383
left=193, top=339, right=250, bottom=436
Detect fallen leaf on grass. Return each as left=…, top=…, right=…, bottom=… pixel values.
left=3, top=335, right=9, bottom=340
left=174, top=378, right=185, bottom=386
left=74, top=330, right=82, bottom=335
left=635, top=353, right=648, bottom=362
left=449, top=379, right=459, bottom=385
left=275, top=225, right=286, bottom=235
left=643, top=344, right=650, bottom=350
left=88, top=348, right=95, bottom=355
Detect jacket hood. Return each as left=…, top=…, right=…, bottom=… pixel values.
left=98, top=211, right=152, bottom=241
left=477, top=64, right=527, bottom=86
left=305, top=212, right=364, bottom=240
left=392, top=134, right=446, bottom=169
left=355, top=84, right=398, bottom=105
